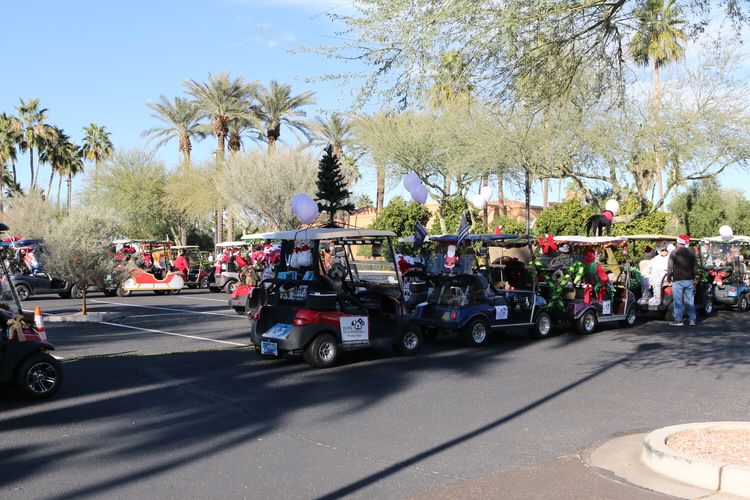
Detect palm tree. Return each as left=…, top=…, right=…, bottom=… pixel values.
left=629, top=0, right=687, bottom=200
left=226, top=116, right=263, bottom=154
left=80, top=123, right=114, bottom=188
left=183, top=72, right=258, bottom=242
left=251, top=80, right=316, bottom=151
left=14, top=98, right=57, bottom=191
left=0, top=113, right=21, bottom=210
left=40, top=126, right=75, bottom=200
left=309, top=113, right=358, bottom=161
left=59, top=150, right=84, bottom=211
left=428, top=49, right=475, bottom=108
left=142, top=96, right=206, bottom=164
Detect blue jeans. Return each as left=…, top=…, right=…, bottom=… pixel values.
left=671, top=280, right=696, bottom=323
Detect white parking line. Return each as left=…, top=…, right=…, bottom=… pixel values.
left=89, top=299, right=238, bottom=317
left=98, top=321, right=249, bottom=346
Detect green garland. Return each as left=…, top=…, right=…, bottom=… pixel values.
left=534, top=260, right=585, bottom=311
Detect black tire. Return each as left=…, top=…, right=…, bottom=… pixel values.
left=225, top=280, right=238, bottom=294
left=303, top=333, right=339, bottom=368
left=15, top=352, right=63, bottom=400
left=576, top=310, right=598, bottom=335
left=199, top=277, right=209, bottom=289
left=737, top=294, right=748, bottom=312
left=393, top=324, right=423, bottom=356
left=117, top=287, right=131, bottom=297
left=70, top=284, right=84, bottom=300
left=700, top=297, right=713, bottom=316
left=460, top=318, right=490, bottom=347
left=529, top=311, right=553, bottom=339
left=15, top=284, right=31, bottom=301
left=619, top=305, right=637, bottom=328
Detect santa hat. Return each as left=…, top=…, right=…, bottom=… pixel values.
left=677, top=235, right=690, bottom=245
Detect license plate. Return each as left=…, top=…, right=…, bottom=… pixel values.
left=261, top=341, right=278, bottom=356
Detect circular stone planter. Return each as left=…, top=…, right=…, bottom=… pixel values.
left=642, top=421, right=750, bottom=498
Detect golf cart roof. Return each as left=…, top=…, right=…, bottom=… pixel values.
left=215, top=240, right=251, bottom=248
left=170, top=245, right=201, bottom=250
left=553, top=235, right=628, bottom=246
left=625, top=234, right=679, bottom=241
left=701, top=235, right=750, bottom=244
left=430, top=234, right=533, bottom=246
left=252, top=228, right=397, bottom=241
left=240, top=232, right=279, bottom=241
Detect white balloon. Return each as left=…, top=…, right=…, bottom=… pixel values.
left=292, top=193, right=319, bottom=224
left=403, top=172, right=420, bottom=191
left=410, top=182, right=428, bottom=204
left=605, top=199, right=619, bottom=216
left=472, top=193, right=486, bottom=210
left=720, top=225, right=734, bottom=240
left=480, top=185, right=493, bottom=202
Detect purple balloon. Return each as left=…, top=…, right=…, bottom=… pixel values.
left=410, top=182, right=428, bottom=204
left=403, top=172, right=420, bottom=191
left=292, top=193, right=319, bottom=224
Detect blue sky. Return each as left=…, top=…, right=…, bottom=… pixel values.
left=1, top=0, right=749, bottom=210
left=0, top=0, right=372, bottom=192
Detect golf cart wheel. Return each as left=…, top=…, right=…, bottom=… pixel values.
left=700, top=298, right=713, bottom=316
left=304, top=333, right=339, bottom=368
left=16, top=352, right=63, bottom=400
left=619, top=305, right=637, bottom=328
left=393, top=324, right=423, bottom=356
left=16, top=284, right=31, bottom=301
left=461, top=318, right=490, bottom=347
left=529, top=311, right=553, bottom=339
left=737, top=294, right=748, bottom=312
left=199, top=277, right=209, bottom=289
left=225, top=280, right=238, bottom=294
left=117, top=287, right=131, bottom=297
left=576, top=310, right=598, bottom=335
left=71, top=285, right=84, bottom=300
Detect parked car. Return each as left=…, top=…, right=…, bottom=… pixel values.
left=10, top=274, right=83, bottom=301
left=249, top=228, right=423, bottom=368
left=412, top=234, right=552, bottom=346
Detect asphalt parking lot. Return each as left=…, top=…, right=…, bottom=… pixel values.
left=2, top=288, right=749, bottom=499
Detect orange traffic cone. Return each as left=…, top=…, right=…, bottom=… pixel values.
left=34, top=306, right=47, bottom=341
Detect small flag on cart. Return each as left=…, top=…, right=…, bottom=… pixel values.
left=457, top=213, right=470, bottom=247
left=414, top=221, right=428, bottom=251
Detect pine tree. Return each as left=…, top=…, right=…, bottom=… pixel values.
left=315, top=145, right=355, bottom=227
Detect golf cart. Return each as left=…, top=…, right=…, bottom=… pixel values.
left=412, top=234, right=552, bottom=346
left=700, top=235, right=750, bottom=312
left=628, top=235, right=714, bottom=319
left=0, top=226, right=63, bottom=399
left=227, top=233, right=278, bottom=315
left=170, top=245, right=210, bottom=289
left=249, top=228, right=423, bottom=368
left=208, top=241, right=251, bottom=293
left=538, top=236, right=637, bottom=334
left=120, top=240, right=185, bottom=295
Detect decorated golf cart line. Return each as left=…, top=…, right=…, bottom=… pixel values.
left=411, top=233, right=554, bottom=345
left=248, top=227, right=423, bottom=369
left=227, top=232, right=281, bottom=315
left=0, top=227, right=63, bottom=399
left=700, top=234, right=750, bottom=311
left=535, top=235, right=637, bottom=334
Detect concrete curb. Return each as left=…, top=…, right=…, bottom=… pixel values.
left=641, top=421, right=750, bottom=498
left=43, top=312, right=125, bottom=323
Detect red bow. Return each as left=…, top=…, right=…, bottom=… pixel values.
left=539, top=234, right=558, bottom=254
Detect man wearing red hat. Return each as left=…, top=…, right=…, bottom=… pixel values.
left=667, top=235, right=698, bottom=326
